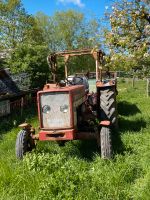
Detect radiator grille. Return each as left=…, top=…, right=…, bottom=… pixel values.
left=40, top=92, right=71, bottom=129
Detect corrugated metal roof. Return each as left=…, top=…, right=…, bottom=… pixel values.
left=0, top=69, right=20, bottom=95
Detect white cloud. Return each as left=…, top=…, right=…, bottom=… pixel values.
left=58, top=0, right=85, bottom=7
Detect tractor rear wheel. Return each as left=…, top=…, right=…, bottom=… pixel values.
left=16, top=129, right=35, bottom=159
left=100, top=87, right=118, bottom=128
left=100, top=126, right=112, bottom=159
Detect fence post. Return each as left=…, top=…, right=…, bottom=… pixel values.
left=114, top=72, right=117, bottom=80
left=21, top=97, right=24, bottom=116
left=146, top=78, right=150, bottom=97
left=132, top=76, right=135, bottom=88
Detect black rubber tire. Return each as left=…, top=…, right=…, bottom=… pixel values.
left=16, top=129, right=35, bottom=159
left=100, top=87, right=118, bottom=128
left=100, top=126, right=112, bottom=159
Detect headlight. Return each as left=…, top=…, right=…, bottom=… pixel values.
left=60, top=105, right=69, bottom=113
left=42, top=105, right=51, bottom=114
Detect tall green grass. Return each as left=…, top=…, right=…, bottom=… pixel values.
left=0, top=79, right=150, bottom=200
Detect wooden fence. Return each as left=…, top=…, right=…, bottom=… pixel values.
left=0, top=92, right=37, bottom=117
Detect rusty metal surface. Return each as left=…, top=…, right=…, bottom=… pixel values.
left=47, top=48, right=105, bottom=82
left=47, top=49, right=104, bottom=63
left=43, top=84, right=57, bottom=90
left=38, top=129, right=97, bottom=141
left=32, top=134, right=39, bottom=140
left=39, top=84, right=85, bottom=93
left=18, top=123, right=31, bottom=128
left=100, top=120, right=111, bottom=126
left=96, top=80, right=116, bottom=87
left=40, top=92, right=71, bottom=129
left=53, top=49, right=103, bottom=57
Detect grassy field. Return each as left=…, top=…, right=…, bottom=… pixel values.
left=0, top=79, right=150, bottom=200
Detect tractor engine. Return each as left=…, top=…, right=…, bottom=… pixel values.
left=37, top=84, right=87, bottom=140
left=67, top=75, right=89, bottom=93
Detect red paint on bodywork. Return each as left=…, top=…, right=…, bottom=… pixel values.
left=39, top=129, right=98, bottom=141
left=96, top=80, right=116, bottom=87
left=100, top=120, right=110, bottom=126
left=37, top=84, right=85, bottom=129
left=69, top=94, right=74, bottom=128
left=39, top=129, right=76, bottom=141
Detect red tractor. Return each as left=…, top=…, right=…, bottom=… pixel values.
left=16, top=49, right=118, bottom=159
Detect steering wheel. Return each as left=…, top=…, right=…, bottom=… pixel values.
left=65, top=76, right=83, bottom=85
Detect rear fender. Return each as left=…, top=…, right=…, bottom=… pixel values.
left=99, top=120, right=111, bottom=126
left=18, top=123, right=35, bottom=134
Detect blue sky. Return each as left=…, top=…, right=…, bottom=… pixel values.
left=22, top=0, right=108, bottom=19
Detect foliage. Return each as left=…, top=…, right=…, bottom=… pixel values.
left=0, top=0, right=33, bottom=49
left=36, top=10, right=100, bottom=51
left=0, top=0, right=50, bottom=88
left=0, top=3, right=101, bottom=83
left=68, top=55, right=95, bottom=74
left=35, top=10, right=100, bottom=76
left=103, top=0, right=150, bottom=73
left=7, top=44, right=50, bottom=88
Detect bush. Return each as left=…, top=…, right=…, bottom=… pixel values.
left=7, top=44, right=50, bottom=88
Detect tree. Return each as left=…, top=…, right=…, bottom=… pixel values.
left=7, top=44, right=50, bottom=88
left=36, top=10, right=100, bottom=51
left=0, top=1, right=50, bottom=88
left=0, top=0, right=32, bottom=48
left=35, top=10, right=100, bottom=74
left=103, top=0, right=150, bottom=72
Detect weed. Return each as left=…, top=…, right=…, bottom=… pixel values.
left=0, top=79, right=150, bottom=199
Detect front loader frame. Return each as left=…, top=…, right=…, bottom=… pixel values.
left=47, top=48, right=105, bottom=83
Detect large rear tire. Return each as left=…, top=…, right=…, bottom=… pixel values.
left=100, top=87, right=118, bottom=128
left=16, top=129, right=35, bottom=159
left=100, top=126, right=112, bottom=159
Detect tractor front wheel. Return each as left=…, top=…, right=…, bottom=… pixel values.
left=16, top=129, right=35, bottom=159
left=100, top=126, right=112, bottom=159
